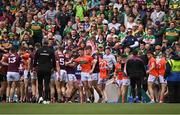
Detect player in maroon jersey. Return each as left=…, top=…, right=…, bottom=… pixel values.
left=54, top=46, right=67, bottom=102
left=6, top=47, right=21, bottom=102
left=65, top=50, right=77, bottom=102
left=0, top=53, right=8, bottom=102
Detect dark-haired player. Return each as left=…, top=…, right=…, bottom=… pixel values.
left=55, top=47, right=67, bottom=102
left=6, top=47, right=21, bottom=102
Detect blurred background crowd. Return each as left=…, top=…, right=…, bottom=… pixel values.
left=0, top=0, right=179, bottom=54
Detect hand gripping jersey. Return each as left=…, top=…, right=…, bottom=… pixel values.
left=75, top=55, right=93, bottom=73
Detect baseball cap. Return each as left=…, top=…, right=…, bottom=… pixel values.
left=122, top=54, right=128, bottom=58
left=108, top=3, right=113, bottom=6
left=8, top=32, right=15, bottom=38
left=113, top=6, right=118, bottom=9
left=98, top=44, right=104, bottom=48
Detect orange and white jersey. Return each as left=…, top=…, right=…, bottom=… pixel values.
left=115, top=63, right=128, bottom=80
left=74, top=55, right=94, bottom=73
left=156, top=57, right=166, bottom=76
left=22, top=52, right=30, bottom=70
left=99, top=59, right=108, bottom=79
left=148, top=57, right=158, bottom=77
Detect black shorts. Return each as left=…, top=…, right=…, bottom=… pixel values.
left=0, top=74, right=7, bottom=82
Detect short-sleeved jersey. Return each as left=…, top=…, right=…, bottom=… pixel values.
left=148, top=57, right=158, bottom=77
left=7, top=53, right=21, bottom=72
left=55, top=51, right=66, bottom=70
left=75, top=55, right=93, bottom=73
left=115, top=63, right=127, bottom=80
left=157, top=57, right=166, bottom=76
left=99, top=59, right=108, bottom=79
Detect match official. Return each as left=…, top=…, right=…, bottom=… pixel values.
left=126, top=50, right=146, bottom=102
left=33, top=41, right=56, bottom=104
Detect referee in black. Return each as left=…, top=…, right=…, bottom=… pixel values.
left=126, top=50, right=146, bottom=103
left=33, top=41, right=56, bottom=104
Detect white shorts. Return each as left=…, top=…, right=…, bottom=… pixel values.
left=7, top=72, right=20, bottom=82
left=68, top=74, right=77, bottom=82
left=51, top=71, right=56, bottom=81
left=23, top=70, right=29, bottom=79
left=148, top=74, right=157, bottom=83
left=98, top=78, right=107, bottom=85
left=56, top=70, right=68, bottom=82
left=30, top=71, right=37, bottom=80
left=159, top=75, right=167, bottom=84
left=116, top=80, right=122, bottom=87
left=81, top=72, right=92, bottom=81
left=122, top=79, right=130, bottom=86
left=91, top=73, right=99, bottom=81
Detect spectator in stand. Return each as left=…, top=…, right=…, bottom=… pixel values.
left=150, top=4, right=165, bottom=25
left=164, top=21, right=179, bottom=45
left=122, top=28, right=139, bottom=49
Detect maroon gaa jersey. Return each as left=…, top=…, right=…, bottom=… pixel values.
left=55, top=51, right=66, bottom=70
left=7, top=53, right=21, bottom=72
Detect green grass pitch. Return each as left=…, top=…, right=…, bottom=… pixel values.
left=0, top=103, right=180, bottom=114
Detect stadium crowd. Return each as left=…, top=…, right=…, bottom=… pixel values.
left=0, top=0, right=179, bottom=104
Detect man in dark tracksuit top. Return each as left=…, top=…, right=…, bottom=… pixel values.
left=34, top=41, right=56, bottom=103
left=126, top=50, right=146, bottom=102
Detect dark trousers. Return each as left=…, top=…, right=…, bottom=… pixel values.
left=37, top=70, right=51, bottom=101
left=130, top=76, right=143, bottom=101
left=167, top=81, right=180, bottom=103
